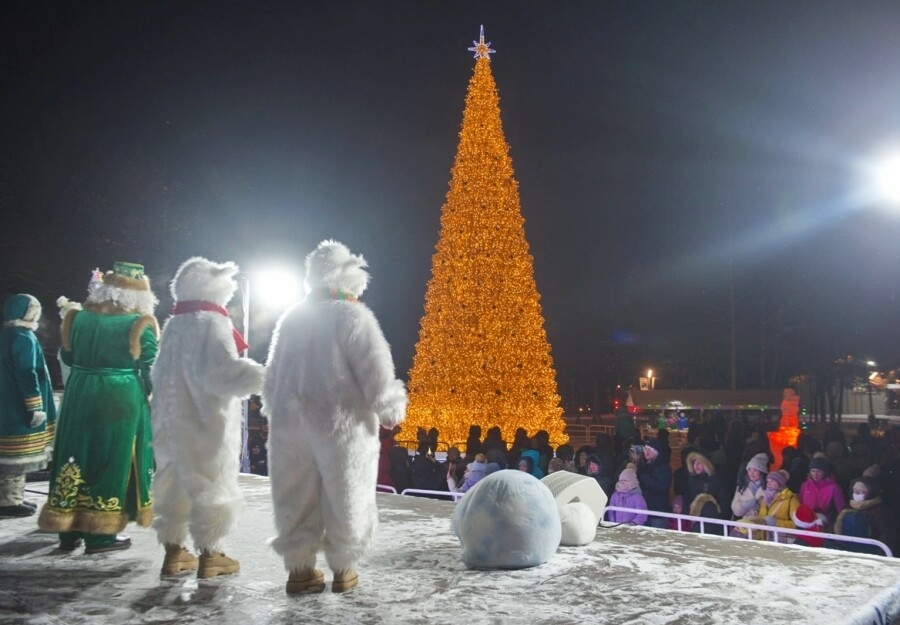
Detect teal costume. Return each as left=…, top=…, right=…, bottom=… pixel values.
left=0, top=295, right=56, bottom=512
left=38, top=302, right=158, bottom=543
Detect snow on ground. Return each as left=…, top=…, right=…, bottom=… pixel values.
left=0, top=474, right=898, bottom=624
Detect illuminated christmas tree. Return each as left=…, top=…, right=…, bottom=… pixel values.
left=405, top=28, right=565, bottom=448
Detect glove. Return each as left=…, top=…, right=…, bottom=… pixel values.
left=29, top=410, right=47, bottom=428
left=763, top=515, right=776, bottom=526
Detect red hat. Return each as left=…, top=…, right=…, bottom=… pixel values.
left=792, top=504, right=821, bottom=529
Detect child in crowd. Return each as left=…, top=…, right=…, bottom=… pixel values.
left=667, top=495, right=692, bottom=532
left=606, top=465, right=648, bottom=526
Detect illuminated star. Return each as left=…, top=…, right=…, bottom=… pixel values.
left=467, top=25, right=495, bottom=59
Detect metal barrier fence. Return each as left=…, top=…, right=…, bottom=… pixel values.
left=602, top=505, right=893, bottom=557
left=373, top=487, right=893, bottom=557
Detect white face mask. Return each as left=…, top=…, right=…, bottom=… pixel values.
left=852, top=492, right=866, bottom=502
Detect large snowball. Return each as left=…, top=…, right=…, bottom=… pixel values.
left=451, top=469, right=561, bottom=569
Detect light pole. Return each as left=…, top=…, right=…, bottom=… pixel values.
left=238, top=268, right=301, bottom=472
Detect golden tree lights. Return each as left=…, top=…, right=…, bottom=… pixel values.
left=404, top=28, right=566, bottom=448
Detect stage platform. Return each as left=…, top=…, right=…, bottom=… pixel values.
left=1, top=474, right=898, bottom=624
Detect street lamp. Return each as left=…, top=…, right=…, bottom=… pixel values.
left=239, top=268, right=302, bottom=472
left=874, top=154, right=900, bottom=205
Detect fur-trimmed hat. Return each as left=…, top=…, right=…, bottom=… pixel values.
left=685, top=451, right=715, bottom=476
left=85, top=262, right=158, bottom=315
left=304, top=240, right=370, bottom=298
left=792, top=504, right=822, bottom=529
left=766, top=469, right=789, bottom=489
left=745, top=453, right=769, bottom=474
left=3, top=294, right=41, bottom=330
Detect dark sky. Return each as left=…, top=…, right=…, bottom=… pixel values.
left=3, top=1, right=900, bottom=403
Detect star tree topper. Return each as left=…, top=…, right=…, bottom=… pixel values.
left=468, top=25, right=496, bottom=59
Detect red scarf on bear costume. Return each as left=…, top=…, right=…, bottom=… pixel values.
left=172, top=300, right=249, bottom=353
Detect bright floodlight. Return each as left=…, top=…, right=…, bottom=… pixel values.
left=252, top=269, right=301, bottom=309
left=874, top=154, right=900, bottom=204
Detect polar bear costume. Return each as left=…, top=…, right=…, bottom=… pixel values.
left=263, top=240, right=406, bottom=594
left=150, top=257, right=265, bottom=577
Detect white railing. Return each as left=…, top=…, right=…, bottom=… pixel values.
left=374, top=486, right=893, bottom=557
left=603, top=505, right=893, bottom=557
left=375, top=485, right=464, bottom=501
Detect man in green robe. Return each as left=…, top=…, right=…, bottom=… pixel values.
left=38, top=262, right=159, bottom=553
left=0, top=294, right=57, bottom=517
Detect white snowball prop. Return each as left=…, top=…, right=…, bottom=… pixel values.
left=451, top=469, right=561, bottom=569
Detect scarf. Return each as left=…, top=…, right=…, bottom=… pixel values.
left=849, top=495, right=882, bottom=511
left=762, top=487, right=779, bottom=506
left=172, top=300, right=249, bottom=353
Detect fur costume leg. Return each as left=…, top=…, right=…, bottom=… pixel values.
left=151, top=464, right=190, bottom=547
left=269, top=435, right=324, bottom=572
left=187, top=461, right=242, bottom=552
left=320, top=425, right=379, bottom=573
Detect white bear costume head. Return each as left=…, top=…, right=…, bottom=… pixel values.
left=304, top=240, right=370, bottom=298
left=170, top=257, right=239, bottom=306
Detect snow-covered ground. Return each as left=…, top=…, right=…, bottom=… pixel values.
left=1, top=474, right=899, bottom=624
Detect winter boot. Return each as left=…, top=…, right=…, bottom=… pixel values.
left=285, top=568, right=325, bottom=594
left=84, top=535, right=131, bottom=554
left=197, top=550, right=240, bottom=579
left=332, top=569, right=358, bottom=593
left=160, top=544, right=198, bottom=576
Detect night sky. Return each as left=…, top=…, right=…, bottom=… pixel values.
left=3, top=1, right=900, bottom=405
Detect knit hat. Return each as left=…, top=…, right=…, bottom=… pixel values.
left=766, top=469, right=789, bottom=489
left=792, top=504, right=822, bottom=529
left=644, top=438, right=662, bottom=455
left=615, top=466, right=640, bottom=492
left=808, top=455, right=832, bottom=474
left=745, top=453, right=769, bottom=474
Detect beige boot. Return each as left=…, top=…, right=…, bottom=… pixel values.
left=332, top=569, right=358, bottom=593
left=285, top=568, right=325, bottom=594
left=197, top=549, right=240, bottom=579
left=161, top=544, right=198, bottom=576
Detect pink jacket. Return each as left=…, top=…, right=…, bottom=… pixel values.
left=798, top=477, right=846, bottom=526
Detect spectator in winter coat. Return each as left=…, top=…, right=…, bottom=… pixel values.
left=443, top=446, right=466, bottom=491
left=411, top=451, right=446, bottom=493
left=388, top=446, right=412, bottom=494
left=574, top=445, right=593, bottom=475
left=667, top=495, right=692, bottom=532
left=456, top=454, right=489, bottom=493
left=685, top=450, right=730, bottom=534
left=731, top=452, right=769, bottom=519
left=832, top=476, right=898, bottom=556
left=585, top=453, right=613, bottom=498
left=754, top=469, right=800, bottom=541
left=637, top=439, right=672, bottom=529
left=519, top=448, right=544, bottom=479
left=607, top=465, right=648, bottom=525
left=733, top=469, right=799, bottom=541
left=673, top=445, right=697, bottom=499
left=482, top=426, right=507, bottom=455
left=798, top=454, right=846, bottom=532
left=464, top=425, right=483, bottom=457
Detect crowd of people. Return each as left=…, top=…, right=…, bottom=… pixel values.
left=375, top=413, right=900, bottom=556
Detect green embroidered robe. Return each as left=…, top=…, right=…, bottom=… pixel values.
left=38, top=307, right=158, bottom=534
